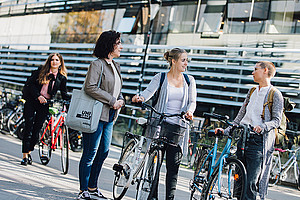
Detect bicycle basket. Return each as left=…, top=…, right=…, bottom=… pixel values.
left=160, top=121, right=187, bottom=145
left=145, top=117, right=161, bottom=139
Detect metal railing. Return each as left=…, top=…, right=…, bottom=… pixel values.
left=0, top=43, right=299, bottom=114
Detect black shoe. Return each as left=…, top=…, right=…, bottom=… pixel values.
left=27, top=154, right=32, bottom=165
left=21, top=158, right=28, bottom=166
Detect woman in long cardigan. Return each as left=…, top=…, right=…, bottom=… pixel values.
left=132, top=48, right=197, bottom=200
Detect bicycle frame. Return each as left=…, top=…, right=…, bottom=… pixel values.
left=40, top=107, right=67, bottom=149
left=193, top=135, right=233, bottom=194
left=124, top=134, right=148, bottom=188
left=273, top=148, right=300, bottom=182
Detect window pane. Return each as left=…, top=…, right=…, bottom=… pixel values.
left=169, top=5, right=197, bottom=33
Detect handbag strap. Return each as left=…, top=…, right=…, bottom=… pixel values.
left=82, top=59, right=104, bottom=90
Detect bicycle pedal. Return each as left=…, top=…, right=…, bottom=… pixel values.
left=113, top=163, right=123, bottom=172
left=195, top=175, right=205, bottom=184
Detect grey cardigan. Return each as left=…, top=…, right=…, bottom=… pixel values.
left=233, top=85, right=283, bottom=199
left=141, top=72, right=197, bottom=156
left=84, top=58, right=124, bottom=122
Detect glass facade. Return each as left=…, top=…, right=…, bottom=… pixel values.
left=2, top=0, right=300, bottom=44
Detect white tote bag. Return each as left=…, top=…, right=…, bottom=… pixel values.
left=66, top=60, right=103, bottom=133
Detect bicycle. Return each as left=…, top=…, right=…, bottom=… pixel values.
left=189, top=112, right=247, bottom=200
left=112, top=102, right=188, bottom=200
left=187, top=121, right=204, bottom=168
left=7, top=98, right=25, bottom=137
left=269, top=147, right=300, bottom=190
left=38, top=99, right=70, bottom=174
left=0, top=91, right=20, bottom=133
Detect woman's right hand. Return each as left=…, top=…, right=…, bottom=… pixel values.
left=38, top=95, right=47, bottom=104
left=132, top=95, right=144, bottom=103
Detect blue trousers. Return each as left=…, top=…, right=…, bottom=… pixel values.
left=237, top=135, right=263, bottom=200
left=79, top=120, right=113, bottom=191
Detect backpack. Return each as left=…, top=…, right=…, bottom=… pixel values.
left=152, top=72, right=190, bottom=107
left=249, top=87, right=296, bottom=146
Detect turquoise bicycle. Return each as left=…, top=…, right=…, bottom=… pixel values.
left=189, top=113, right=247, bottom=200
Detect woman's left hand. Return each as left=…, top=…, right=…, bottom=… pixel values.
left=113, top=100, right=124, bottom=110
left=253, top=125, right=262, bottom=133
left=185, top=111, right=193, bottom=120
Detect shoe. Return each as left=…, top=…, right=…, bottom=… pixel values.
left=77, top=191, right=91, bottom=200
left=89, top=188, right=107, bottom=199
left=27, top=154, right=32, bottom=165
left=21, top=158, right=28, bottom=166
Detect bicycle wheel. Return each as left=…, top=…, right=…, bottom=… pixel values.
left=113, top=139, right=137, bottom=200
left=15, top=120, right=25, bottom=140
left=38, top=120, right=52, bottom=165
left=203, top=158, right=246, bottom=200
left=60, top=124, right=69, bottom=174
left=0, top=108, right=14, bottom=132
left=294, top=162, right=300, bottom=191
left=136, top=149, right=163, bottom=200
left=193, top=148, right=210, bottom=178
left=269, top=155, right=281, bottom=186
left=190, top=186, right=202, bottom=200
left=190, top=149, right=210, bottom=200
left=7, top=111, right=23, bottom=135
left=187, top=143, right=194, bottom=167
left=298, top=171, right=300, bottom=191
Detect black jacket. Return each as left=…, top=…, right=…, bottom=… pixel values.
left=22, top=69, right=70, bottom=101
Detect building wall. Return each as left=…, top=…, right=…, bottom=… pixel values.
left=0, top=14, right=51, bottom=47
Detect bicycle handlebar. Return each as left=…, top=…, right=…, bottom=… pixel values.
left=275, top=147, right=300, bottom=153
left=44, top=99, right=70, bottom=105
left=135, top=102, right=190, bottom=122
left=203, top=112, right=229, bottom=122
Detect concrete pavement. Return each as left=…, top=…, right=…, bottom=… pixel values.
left=0, top=133, right=299, bottom=200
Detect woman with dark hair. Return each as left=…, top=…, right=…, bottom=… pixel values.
left=21, top=53, right=69, bottom=165
left=132, top=48, right=197, bottom=200
left=77, top=30, right=124, bottom=200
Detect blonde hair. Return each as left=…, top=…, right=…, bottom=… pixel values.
left=164, top=48, right=187, bottom=67
left=38, top=53, right=67, bottom=84
left=256, top=61, right=276, bottom=78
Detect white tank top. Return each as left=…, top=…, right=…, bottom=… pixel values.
left=166, top=84, right=184, bottom=125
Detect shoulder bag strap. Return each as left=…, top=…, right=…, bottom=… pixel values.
left=261, top=87, right=276, bottom=120
left=82, top=59, right=103, bottom=90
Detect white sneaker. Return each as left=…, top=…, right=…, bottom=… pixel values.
left=89, top=188, right=107, bottom=199
left=77, top=190, right=91, bottom=200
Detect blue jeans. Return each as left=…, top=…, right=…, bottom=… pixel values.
left=237, top=135, right=263, bottom=200
left=79, top=120, right=114, bottom=191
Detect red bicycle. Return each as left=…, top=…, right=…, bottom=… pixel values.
left=38, top=99, right=70, bottom=174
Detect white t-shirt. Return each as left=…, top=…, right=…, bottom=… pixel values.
left=240, top=85, right=271, bottom=127
left=108, top=62, right=121, bottom=98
